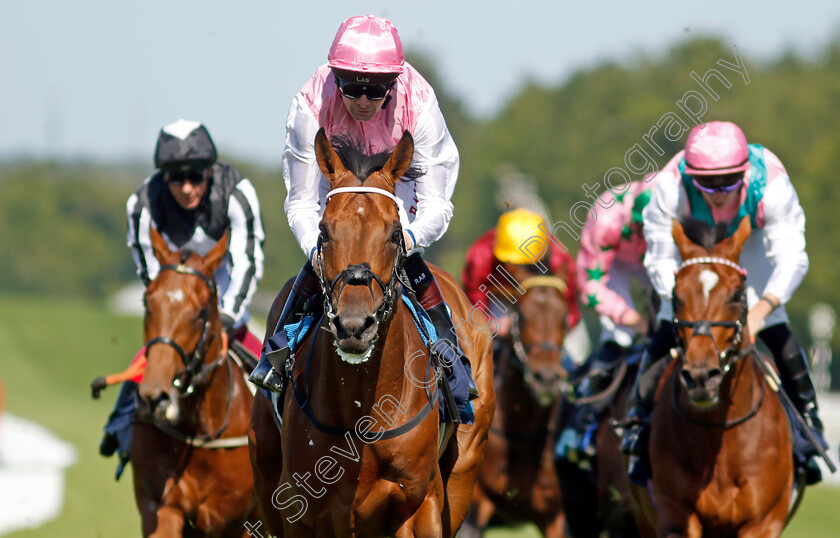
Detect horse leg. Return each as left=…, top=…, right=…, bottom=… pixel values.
left=145, top=506, right=185, bottom=537
left=395, top=494, right=444, bottom=538
left=542, top=511, right=567, bottom=538
left=654, top=500, right=698, bottom=538
left=249, top=391, right=286, bottom=537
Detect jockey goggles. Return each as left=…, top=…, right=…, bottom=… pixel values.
left=691, top=175, right=743, bottom=194
left=335, top=76, right=394, bottom=101
left=164, top=168, right=207, bottom=187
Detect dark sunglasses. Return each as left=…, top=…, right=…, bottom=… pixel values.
left=692, top=177, right=743, bottom=194
left=335, top=77, right=394, bottom=101
left=165, top=169, right=207, bottom=187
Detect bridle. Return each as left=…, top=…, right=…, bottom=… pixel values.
left=317, top=187, right=407, bottom=338
left=507, top=275, right=569, bottom=403
left=142, top=262, right=239, bottom=446
left=671, top=256, right=749, bottom=376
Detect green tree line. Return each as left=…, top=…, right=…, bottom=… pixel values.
left=1, top=34, right=838, bottom=348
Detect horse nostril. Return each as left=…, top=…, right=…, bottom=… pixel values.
left=680, top=368, right=697, bottom=389
left=336, top=315, right=376, bottom=339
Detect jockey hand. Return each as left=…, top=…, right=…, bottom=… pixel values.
left=746, top=293, right=778, bottom=344
left=495, top=314, right=514, bottom=338
left=620, top=309, right=648, bottom=336
left=402, top=230, right=416, bottom=251
left=220, top=329, right=230, bottom=358
left=90, top=376, right=107, bottom=399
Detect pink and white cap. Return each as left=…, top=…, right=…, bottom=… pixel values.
left=684, top=121, right=750, bottom=176
left=328, top=15, right=405, bottom=74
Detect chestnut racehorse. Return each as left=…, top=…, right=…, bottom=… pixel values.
left=248, top=128, right=495, bottom=537
left=467, top=265, right=570, bottom=537
left=631, top=218, right=792, bottom=537
left=132, top=228, right=257, bottom=537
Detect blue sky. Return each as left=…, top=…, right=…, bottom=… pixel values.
left=2, top=1, right=838, bottom=164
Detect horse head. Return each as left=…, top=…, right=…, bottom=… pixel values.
left=672, top=217, right=751, bottom=407
left=137, top=226, right=229, bottom=423
left=504, top=262, right=570, bottom=406
left=313, top=127, right=420, bottom=363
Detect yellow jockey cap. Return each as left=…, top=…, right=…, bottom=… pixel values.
left=493, top=208, right=550, bottom=264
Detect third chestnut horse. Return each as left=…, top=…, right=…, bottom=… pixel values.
left=468, top=265, right=571, bottom=537
left=632, top=217, right=792, bottom=537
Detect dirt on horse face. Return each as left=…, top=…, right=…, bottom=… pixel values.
left=629, top=217, right=793, bottom=537
left=249, top=128, right=495, bottom=537
left=132, top=227, right=257, bottom=537
left=467, top=262, right=569, bottom=537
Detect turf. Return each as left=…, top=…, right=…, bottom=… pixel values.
left=1, top=293, right=839, bottom=536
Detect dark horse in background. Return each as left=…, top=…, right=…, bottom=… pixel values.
left=555, top=346, right=642, bottom=538
left=466, top=268, right=571, bottom=536
left=131, top=228, right=257, bottom=537
left=248, top=128, right=495, bottom=537
left=630, top=218, right=794, bottom=537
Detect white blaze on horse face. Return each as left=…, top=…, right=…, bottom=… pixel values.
left=699, top=269, right=719, bottom=306
left=167, top=289, right=185, bottom=303
left=357, top=206, right=365, bottom=216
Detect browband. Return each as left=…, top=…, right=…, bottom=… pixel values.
left=325, top=186, right=399, bottom=206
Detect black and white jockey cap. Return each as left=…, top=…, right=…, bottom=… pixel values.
left=154, top=119, right=217, bottom=171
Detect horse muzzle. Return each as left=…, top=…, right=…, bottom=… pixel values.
left=679, top=365, right=724, bottom=407
left=137, top=388, right=181, bottom=423
left=330, top=312, right=379, bottom=357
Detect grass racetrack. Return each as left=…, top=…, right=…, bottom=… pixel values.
left=1, top=293, right=839, bottom=536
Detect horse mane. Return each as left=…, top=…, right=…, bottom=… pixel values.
left=330, top=135, right=425, bottom=183
left=679, top=216, right=736, bottom=250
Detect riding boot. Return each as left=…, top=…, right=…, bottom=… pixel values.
left=249, top=262, right=320, bottom=392
left=404, top=253, right=478, bottom=422
left=619, top=322, right=677, bottom=457
left=760, top=324, right=829, bottom=474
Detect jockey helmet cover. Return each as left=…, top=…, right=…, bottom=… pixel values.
left=154, top=119, right=217, bottom=171
left=328, top=15, right=404, bottom=74
left=494, top=208, right=551, bottom=265
left=684, top=121, right=750, bottom=176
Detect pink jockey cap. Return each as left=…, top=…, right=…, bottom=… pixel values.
left=328, top=15, right=405, bottom=74
left=684, top=121, right=750, bottom=176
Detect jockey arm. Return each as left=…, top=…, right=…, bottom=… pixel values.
left=643, top=168, right=683, bottom=322
left=400, top=94, right=458, bottom=249
left=219, top=177, right=265, bottom=328
left=577, top=195, right=640, bottom=328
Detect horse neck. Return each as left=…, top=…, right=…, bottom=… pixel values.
left=496, top=345, right=557, bottom=434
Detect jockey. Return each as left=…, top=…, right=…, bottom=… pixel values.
left=94, top=120, right=265, bottom=473
left=461, top=208, right=581, bottom=343
left=557, top=179, right=656, bottom=460
left=249, top=15, right=477, bottom=421
left=620, top=121, right=827, bottom=484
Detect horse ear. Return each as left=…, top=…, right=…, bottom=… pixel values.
left=201, top=229, right=230, bottom=275
left=150, top=226, right=174, bottom=263
left=314, top=127, right=345, bottom=185
left=715, top=217, right=751, bottom=261
left=380, top=130, right=414, bottom=188
left=672, top=219, right=705, bottom=260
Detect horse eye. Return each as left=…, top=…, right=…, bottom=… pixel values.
left=319, top=223, right=330, bottom=243
left=731, top=289, right=744, bottom=304
left=391, top=228, right=402, bottom=244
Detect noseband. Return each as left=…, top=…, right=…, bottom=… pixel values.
left=671, top=256, right=749, bottom=374
left=317, top=187, right=407, bottom=334
left=144, top=263, right=222, bottom=395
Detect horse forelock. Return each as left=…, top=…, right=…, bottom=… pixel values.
left=680, top=217, right=734, bottom=251
left=330, top=135, right=424, bottom=184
